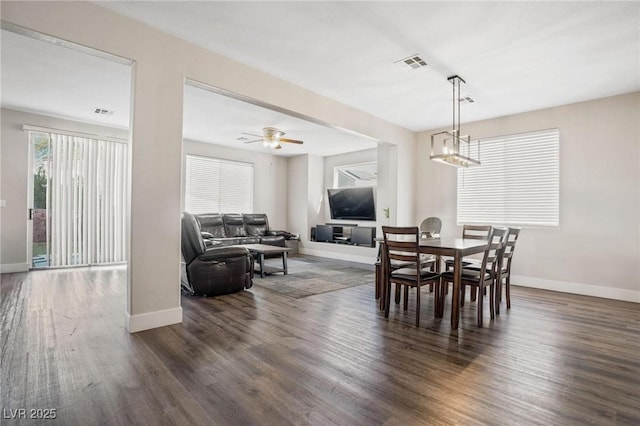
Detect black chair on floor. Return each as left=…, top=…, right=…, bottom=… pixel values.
left=382, top=226, right=441, bottom=327
left=181, top=212, right=253, bottom=297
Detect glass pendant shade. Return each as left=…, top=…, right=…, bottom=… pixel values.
left=430, top=75, right=480, bottom=168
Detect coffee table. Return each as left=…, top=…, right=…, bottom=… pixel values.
left=237, top=244, right=292, bottom=278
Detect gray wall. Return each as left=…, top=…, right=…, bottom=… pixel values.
left=416, top=92, right=640, bottom=302
left=182, top=139, right=289, bottom=230
left=0, top=108, right=129, bottom=271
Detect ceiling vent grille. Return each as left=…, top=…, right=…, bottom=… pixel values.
left=460, top=96, right=475, bottom=104
left=94, top=108, right=114, bottom=116
left=395, top=54, right=427, bottom=69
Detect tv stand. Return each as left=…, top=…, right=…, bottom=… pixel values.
left=312, top=224, right=376, bottom=247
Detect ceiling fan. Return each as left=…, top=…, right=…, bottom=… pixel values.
left=242, top=127, right=304, bottom=150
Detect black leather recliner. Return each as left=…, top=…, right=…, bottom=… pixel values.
left=181, top=212, right=253, bottom=297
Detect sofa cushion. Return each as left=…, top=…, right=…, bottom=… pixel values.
left=223, top=214, right=247, bottom=237
left=197, top=214, right=226, bottom=238
left=243, top=213, right=269, bottom=236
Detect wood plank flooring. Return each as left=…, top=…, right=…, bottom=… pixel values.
left=1, top=256, right=639, bottom=425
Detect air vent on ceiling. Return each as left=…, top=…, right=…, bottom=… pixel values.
left=94, top=108, right=114, bottom=116
left=236, top=136, right=250, bottom=141
left=460, top=96, right=475, bottom=104
left=395, top=54, right=427, bottom=69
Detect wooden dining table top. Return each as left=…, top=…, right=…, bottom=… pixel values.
left=418, top=237, right=488, bottom=252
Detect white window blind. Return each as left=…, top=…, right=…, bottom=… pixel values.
left=185, top=155, right=253, bottom=214
left=457, top=128, right=559, bottom=227
left=39, top=132, right=128, bottom=267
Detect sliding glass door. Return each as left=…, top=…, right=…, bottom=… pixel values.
left=28, top=131, right=128, bottom=268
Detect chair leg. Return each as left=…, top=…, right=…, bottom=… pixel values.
left=470, top=287, right=477, bottom=302
left=489, top=283, right=495, bottom=320
left=415, top=285, right=420, bottom=327
left=395, top=284, right=401, bottom=304
left=495, top=276, right=502, bottom=315
left=461, top=285, right=466, bottom=307
left=384, top=279, right=392, bottom=319
left=477, top=285, right=483, bottom=327
left=506, top=275, right=512, bottom=309
left=403, top=285, right=409, bottom=311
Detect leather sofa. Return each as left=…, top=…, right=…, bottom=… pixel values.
left=181, top=212, right=253, bottom=297
left=195, top=213, right=289, bottom=248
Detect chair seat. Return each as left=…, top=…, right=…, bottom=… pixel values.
left=442, top=268, right=492, bottom=283
left=464, top=261, right=508, bottom=275
left=391, top=267, right=440, bottom=282
left=444, top=258, right=474, bottom=268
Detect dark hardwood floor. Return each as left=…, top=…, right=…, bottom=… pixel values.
left=2, top=256, right=639, bottom=425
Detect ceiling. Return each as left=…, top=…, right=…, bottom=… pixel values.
left=2, top=1, right=639, bottom=157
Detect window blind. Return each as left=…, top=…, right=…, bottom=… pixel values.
left=185, top=155, right=253, bottom=214
left=457, top=128, right=559, bottom=227
left=41, top=132, right=128, bottom=267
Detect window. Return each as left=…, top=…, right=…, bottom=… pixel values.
left=457, top=128, right=559, bottom=227
left=334, top=161, right=377, bottom=188
left=185, top=155, right=253, bottom=214
left=29, top=131, right=128, bottom=267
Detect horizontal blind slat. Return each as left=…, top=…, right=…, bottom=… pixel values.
left=457, top=129, right=559, bottom=227
left=185, top=155, right=254, bottom=214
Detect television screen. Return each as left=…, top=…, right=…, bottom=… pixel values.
left=327, top=187, right=376, bottom=221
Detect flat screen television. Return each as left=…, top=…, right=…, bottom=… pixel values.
left=327, top=187, right=376, bottom=221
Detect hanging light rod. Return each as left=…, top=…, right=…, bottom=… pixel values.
left=430, top=75, right=481, bottom=168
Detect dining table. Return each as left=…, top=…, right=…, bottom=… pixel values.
left=377, top=237, right=488, bottom=330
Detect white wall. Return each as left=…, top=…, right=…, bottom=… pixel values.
left=2, top=1, right=413, bottom=331
left=286, top=155, right=309, bottom=240
left=182, top=139, right=288, bottom=229
left=416, top=92, right=640, bottom=302
left=0, top=108, right=129, bottom=272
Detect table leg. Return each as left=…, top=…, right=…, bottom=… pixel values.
left=379, top=243, right=388, bottom=311
left=451, top=252, right=461, bottom=330
left=259, top=253, right=265, bottom=278
left=435, top=255, right=444, bottom=318
left=283, top=251, right=288, bottom=275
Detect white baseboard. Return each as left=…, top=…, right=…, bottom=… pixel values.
left=299, top=247, right=375, bottom=265
left=125, top=307, right=183, bottom=333
left=512, top=275, right=640, bottom=303
left=0, top=263, right=29, bottom=273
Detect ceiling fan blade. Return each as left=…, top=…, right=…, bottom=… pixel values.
left=279, top=138, right=304, bottom=144
left=243, top=139, right=263, bottom=144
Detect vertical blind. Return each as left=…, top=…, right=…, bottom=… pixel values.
left=457, top=128, right=559, bottom=227
left=185, top=155, right=253, bottom=214
left=45, top=133, right=128, bottom=266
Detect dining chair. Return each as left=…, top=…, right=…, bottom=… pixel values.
left=419, top=216, right=442, bottom=237
left=495, top=227, right=521, bottom=314
left=441, top=227, right=504, bottom=327
left=382, top=226, right=441, bottom=327
left=444, top=224, right=493, bottom=296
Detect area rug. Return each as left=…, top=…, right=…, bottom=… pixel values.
left=252, top=255, right=375, bottom=299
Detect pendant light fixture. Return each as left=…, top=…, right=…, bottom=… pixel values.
left=430, top=75, right=480, bottom=167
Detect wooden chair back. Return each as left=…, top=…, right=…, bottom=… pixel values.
left=473, top=227, right=509, bottom=278
left=462, top=224, right=493, bottom=240
left=382, top=226, right=421, bottom=271
left=502, top=227, right=521, bottom=271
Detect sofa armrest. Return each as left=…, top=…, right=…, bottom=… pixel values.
left=199, top=246, right=250, bottom=262
left=201, top=231, right=214, bottom=239
left=266, top=230, right=297, bottom=240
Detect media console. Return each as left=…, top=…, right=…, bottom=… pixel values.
left=311, top=223, right=376, bottom=247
